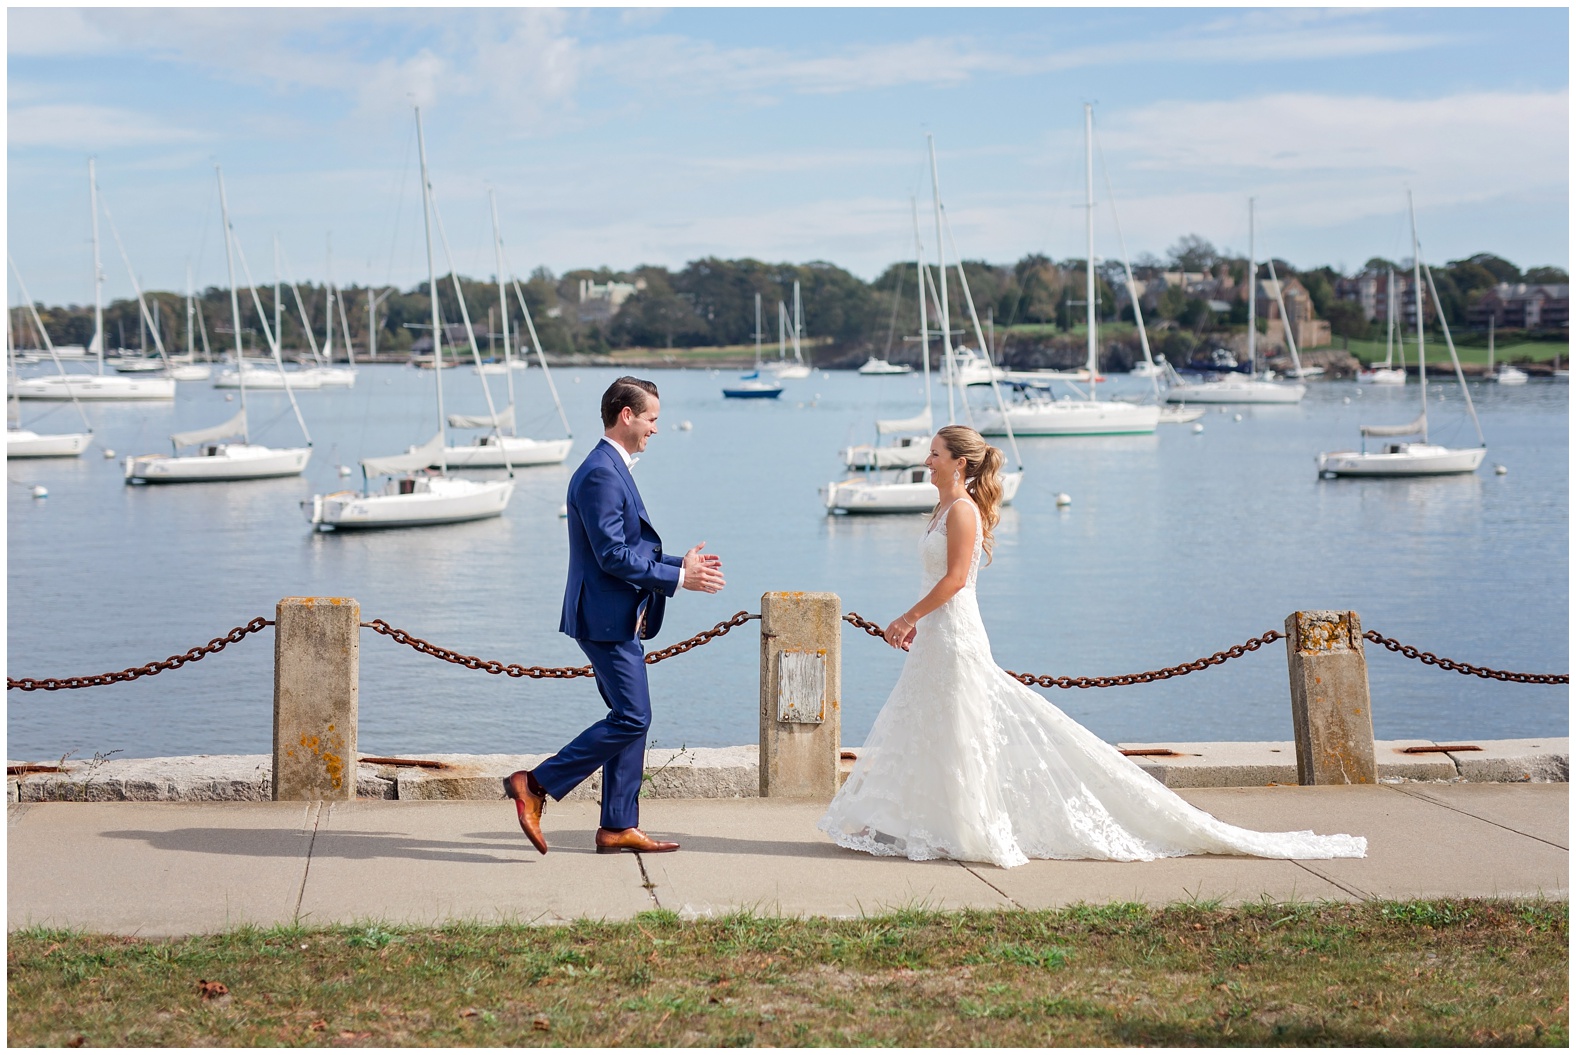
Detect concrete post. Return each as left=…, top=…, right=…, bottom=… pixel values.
left=273, top=597, right=360, bottom=801
left=1284, top=610, right=1377, bottom=786
left=759, top=592, right=841, bottom=799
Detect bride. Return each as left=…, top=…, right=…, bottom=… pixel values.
left=818, top=425, right=1367, bottom=869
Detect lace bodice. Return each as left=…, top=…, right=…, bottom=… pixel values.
left=920, top=498, right=984, bottom=593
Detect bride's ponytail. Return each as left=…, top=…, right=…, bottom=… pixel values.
left=936, top=425, right=1004, bottom=563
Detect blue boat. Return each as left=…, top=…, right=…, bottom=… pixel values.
left=722, top=371, right=784, bottom=399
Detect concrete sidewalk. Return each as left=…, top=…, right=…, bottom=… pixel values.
left=8, top=784, right=1567, bottom=937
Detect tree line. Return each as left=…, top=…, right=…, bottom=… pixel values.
left=12, top=242, right=1566, bottom=358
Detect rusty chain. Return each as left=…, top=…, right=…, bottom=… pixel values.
left=1362, top=630, right=1568, bottom=685
left=6, top=617, right=274, bottom=692
left=360, top=611, right=760, bottom=679
left=9, top=611, right=1565, bottom=691
left=848, top=613, right=1571, bottom=688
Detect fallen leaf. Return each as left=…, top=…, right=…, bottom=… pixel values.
left=339, top=1030, right=371, bottom=1040
left=309, top=1020, right=327, bottom=1032
left=459, top=1009, right=480, bottom=1019
left=532, top=1015, right=551, bottom=1032
left=197, top=979, right=229, bottom=1000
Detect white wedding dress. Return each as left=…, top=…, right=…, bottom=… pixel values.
left=818, top=499, right=1368, bottom=868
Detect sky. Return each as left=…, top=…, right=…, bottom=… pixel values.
left=6, top=5, right=1570, bottom=306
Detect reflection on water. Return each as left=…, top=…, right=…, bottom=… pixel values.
left=7, top=366, right=1568, bottom=759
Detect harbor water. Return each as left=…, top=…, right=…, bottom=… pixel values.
left=6, top=362, right=1569, bottom=762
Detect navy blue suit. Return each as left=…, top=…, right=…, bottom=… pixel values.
left=535, top=439, right=682, bottom=830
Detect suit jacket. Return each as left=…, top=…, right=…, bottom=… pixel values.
left=559, top=439, right=682, bottom=642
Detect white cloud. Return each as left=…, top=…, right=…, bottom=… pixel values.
left=7, top=103, right=203, bottom=149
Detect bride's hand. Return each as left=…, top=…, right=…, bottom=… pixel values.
left=883, top=615, right=914, bottom=649
left=899, top=625, right=916, bottom=651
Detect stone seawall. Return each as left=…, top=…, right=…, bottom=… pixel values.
left=7, top=739, right=1565, bottom=803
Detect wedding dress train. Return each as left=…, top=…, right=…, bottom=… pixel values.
left=818, top=499, right=1367, bottom=869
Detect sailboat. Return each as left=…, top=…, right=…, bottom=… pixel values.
left=763, top=281, right=812, bottom=380
left=1357, top=270, right=1406, bottom=385
left=6, top=259, right=92, bottom=457
left=303, top=239, right=358, bottom=387
left=15, top=161, right=175, bottom=402
left=163, top=267, right=213, bottom=382
left=432, top=189, right=573, bottom=469
left=1488, top=318, right=1528, bottom=384
left=304, top=107, right=514, bottom=530
left=825, top=136, right=1023, bottom=514
left=125, top=165, right=312, bottom=484
left=1165, top=199, right=1305, bottom=405
left=977, top=106, right=1159, bottom=437
left=1316, top=193, right=1486, bottom=478
left=722, top=300, right=785, bottom=400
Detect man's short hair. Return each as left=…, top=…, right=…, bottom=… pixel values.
left=601, top=376, right=660, bottom=428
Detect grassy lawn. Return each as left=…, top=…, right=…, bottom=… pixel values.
left=1338, top=335, right=1569, bottom=366
left=9, top=899, right=1566, bottom=1047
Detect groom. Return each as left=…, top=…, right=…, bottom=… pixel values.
left=505, top=376, right=724, bottom=855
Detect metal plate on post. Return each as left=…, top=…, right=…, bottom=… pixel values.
left=777, top=649, right=826, bottom=724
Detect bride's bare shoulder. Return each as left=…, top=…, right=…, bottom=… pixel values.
left=945, top=498, right=980, bottom=535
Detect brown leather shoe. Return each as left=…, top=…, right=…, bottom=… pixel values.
left=595, top=826, right=679, bottom=854
left=503, top=770, right=548, bottom=855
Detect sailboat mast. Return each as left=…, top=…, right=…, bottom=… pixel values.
left=489, top=190, right=517, bottom=430
left=792, top=280, right=803, bottom=365
left=1408, top=192, right=1427, bottom=443
left=1385, top=268, right=1394, bottom=369
left=414, top=106, right=448, bottom=473
left=1084, top=103, right=1098, bottom=400
left=754, top=292, right=762, bottom=363
left=186, top=265, right=195, bottom=362
left=1246, top=197, right=1256, bottom=379
left=273, top=235, right=282, bottom=360
left=912, top=197, right=932, bottom=423
left=927, top=134, right=956, bottom=424
left=89, top=159, right=104, bottom=375
left=215, top=165, right=250, bottom=443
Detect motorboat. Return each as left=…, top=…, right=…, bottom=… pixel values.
left=857, top=356, right=911, bottom=375
left=1129, top=356, right=1166, bottom=378
left=722, top=373, right=784, bottom=399
left=1317, top=193, right=1485, bottom=479
left=1493, top=364, right=1528, bottom=385
left=1357, top=367, right=1406, bottom=385
left=940, top=345, right=1006, bottom=386
left=1157, top=404, right=1206, bottom=424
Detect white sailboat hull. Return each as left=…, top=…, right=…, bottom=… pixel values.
left=1316, top=444, right=1486, bottom=478
left=1157, top=405, right=1206, bottom=424
left=765, top=363, right=811, bottom=380
left=825, top=469, right=1022, bottom=514
left=13, top=374, right=175, bottom=401
left=975, top=400, right=1160, bottom=436
left=437, top=436, right=573, bottom=468
left=305, top=477, right=515, bottom=529
left=7, top=429, right=90, bottom=457
left=1165, top=379, right=1306, bottom=404
left=213, top=367, right=322, bottom=390
left=306, top=366, right=357, bottom=387
left=168, top=364, right=212, bottom=381
left=125, top=444, right=311, bottom=482
left=1357, top=368, right=1405, bottom=385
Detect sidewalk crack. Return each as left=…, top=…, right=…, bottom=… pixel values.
left=293, top=801, right=324, bottom=925
left=634, top=853, right=661, bottom=910
left=960, top=862, right=1020, bottom=908
left=1289, top=858, right=1370, bottom=900
left=1385, top=783, right=1568, bottom=850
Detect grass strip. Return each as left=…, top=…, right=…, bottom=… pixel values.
left=9, top=898, right=1566, bottom=1047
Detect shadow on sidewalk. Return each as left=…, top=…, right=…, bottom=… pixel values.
left=100, top=828, right=527, bottom=865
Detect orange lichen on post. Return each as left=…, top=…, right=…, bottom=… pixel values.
left=274, top=598, right=360, bottom=800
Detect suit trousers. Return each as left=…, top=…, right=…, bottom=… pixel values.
left=531, top=637, right=650, bottom=831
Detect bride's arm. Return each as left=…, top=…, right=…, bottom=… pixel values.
left=882, top=502, right=977, bottom=649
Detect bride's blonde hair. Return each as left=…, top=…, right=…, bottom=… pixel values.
left=935, top=425, right=1004, bottom=563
